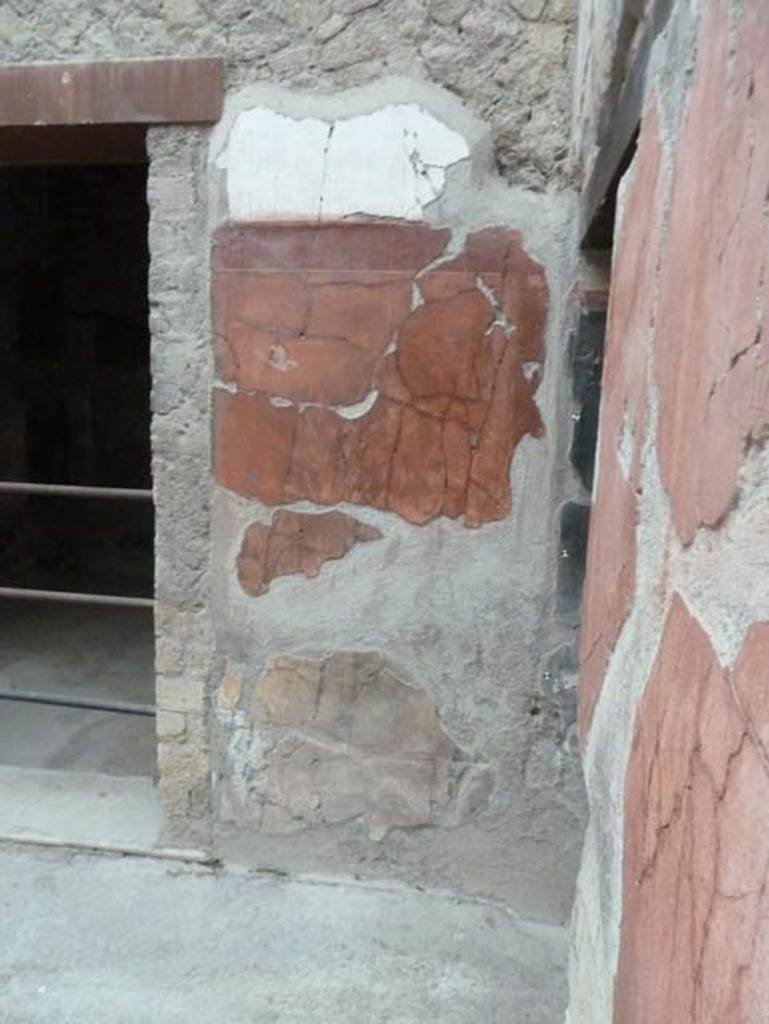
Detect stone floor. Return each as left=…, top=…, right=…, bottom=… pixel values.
left=0, top=601, right=569, bottom=1022
left=0, top=767, right=166, bottom=854
left=0, top=599, right=154, bottom=706
left=0, top=600, right=155, bottom=777
left=0, top=842, right=568, bottom=1024
left=0, top=701, right=155, bottom=776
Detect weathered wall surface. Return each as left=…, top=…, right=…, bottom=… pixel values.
left=568, top=0, right=769, bottom=1018
left=0, top=0, right=573, bottom=190
left=197, top=83, right=585, bottom=919
left=1, top=3, right=588, bottom=920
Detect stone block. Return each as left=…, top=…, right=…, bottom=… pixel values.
left=157, top=674, right=206, bottom=714
left=156, top=710, right=186, bottom=739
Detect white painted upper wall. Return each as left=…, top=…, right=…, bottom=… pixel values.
left=218, top=104, right=470, bottom=221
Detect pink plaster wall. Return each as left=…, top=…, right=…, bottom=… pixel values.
left=575, top=2, right=769, bottom=1020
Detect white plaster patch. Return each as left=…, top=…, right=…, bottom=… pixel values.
left=267, top=389, right=379, bottom=420
left=565, top=822, right=613, bottom=1024
left=616, top=406, right=634, bottom=482
left=568, top=387, right=673, bottom=1023
left=332, top=389, right=379, bottom=420
left=673, top=441, right=769, bottom=666
left=220, top=104, right=469, bottom=221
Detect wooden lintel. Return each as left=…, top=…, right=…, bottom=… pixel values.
left=0, top=57, right=223, bottom=127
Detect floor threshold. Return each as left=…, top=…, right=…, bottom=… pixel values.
left=0, top=765, right=203, bottom=862
left=0, top=832, right=210, bottom=864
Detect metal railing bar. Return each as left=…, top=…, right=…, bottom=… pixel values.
left=0, top=481, right=153, bottom=500
left=0, top=690, right=155, bottom=717
left=0, top=586, right=154, bottom=609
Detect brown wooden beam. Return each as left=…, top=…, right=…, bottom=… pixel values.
left=0, top=58, right=223, bottom=127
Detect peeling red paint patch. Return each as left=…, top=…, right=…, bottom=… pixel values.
left=655, top=2, right=769, bottom=545
left=615, top=595, right=769, bottom=1024
left=213, top=223, right=548, bottom=527
left=578, top=106, right=664, bottom=744
left=237, top=508, right=381, bottom=597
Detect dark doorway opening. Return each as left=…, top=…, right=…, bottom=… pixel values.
left=0, top=144, right=156, bottom=779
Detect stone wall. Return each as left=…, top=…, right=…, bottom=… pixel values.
left=568, top=0, right=769, bottom=1018
left=146, top=85, right=586, bottom=914
left=0, top=0, right=573, bottom=190
left=0, top=2, right=588, bottom=920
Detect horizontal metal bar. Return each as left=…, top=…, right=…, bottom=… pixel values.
left=0, top=586, right=154, bottom=608
left=0, top=690, right=155, bottom=717
left=0, top=481, right=153, bottom=500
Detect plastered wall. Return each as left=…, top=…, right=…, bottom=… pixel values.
left=196, top=83, right=585, bottom=919
left=0, top=2, right=589, bottom=921
left=568, top=1, right=769, bottom=1018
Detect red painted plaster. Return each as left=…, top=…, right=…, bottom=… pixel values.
left=655, top=2, right=769, bottom=545
left=615, top=596, right=769, bottom=1024
left=578, top=105, right=664, bottom=743
left=213, top=223, right=548, bottom=527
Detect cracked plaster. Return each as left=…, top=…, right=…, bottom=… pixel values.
left=218, top=104, right=470, bottom=222
left=212, top=221, right=548, bottom=527
left=217, top=651, right=493, bottom=842
left=568, top=2, right=769, bottom=1018
left=143, top=67, right=587, bottom=916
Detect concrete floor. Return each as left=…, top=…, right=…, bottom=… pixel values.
left=0, top=842, right=568, bottom=1024
left=0, top=600, right=155, bottom=777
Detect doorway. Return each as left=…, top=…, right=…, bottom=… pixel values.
left=0, top=140, right=155, bottom=781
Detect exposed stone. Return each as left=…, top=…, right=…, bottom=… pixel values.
left=162, top=0, right=204, bottom=28
left=315, top=12, right=349, bottom=41
left=213, top=223, right=547, bottom=527
left=334, top=0, right=382, bottom=14
left=427, top=0, right=471, bottom=26
left=217, top=665, right=243, bottom=710
left=0, top=0, right=576, bottom=191
left=226, top=651, right=492, bottom=840
left=157, top=736, right=211, bottom=820
left=615, top=595, right=769, bottom=1022
left=155, top=710, right=186, bottom=740
left=237, top=508, right=382, bottom=597
left=156, top=674, right=206, bottom=714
